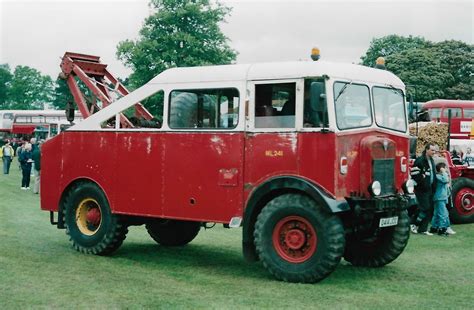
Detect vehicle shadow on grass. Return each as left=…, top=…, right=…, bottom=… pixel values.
left=110, top=242, right=406, bottom=284
left=112, top=242, right=270, bottom=281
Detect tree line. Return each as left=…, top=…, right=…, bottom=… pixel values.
left=0, top=0, right=472, bottom=112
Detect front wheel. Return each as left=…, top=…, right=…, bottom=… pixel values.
left=449, top=177, right=474, bottom=224
left=63, top=182, right=128, bottom=255
left=254, top=194, right=345, bottom=283
left=344, top=210, right=410, bottom=267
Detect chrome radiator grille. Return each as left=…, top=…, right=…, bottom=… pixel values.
left=372, top=159, right=395, bottom=195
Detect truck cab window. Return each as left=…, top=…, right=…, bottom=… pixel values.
left=254, top=83, right=295, bottom=128
left=169, top=88, right=239, bottom=129
left=373, top=86, right=406, bottom=132
left=334, top=82, right=372, bottom=130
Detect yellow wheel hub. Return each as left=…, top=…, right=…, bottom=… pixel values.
left=76, top=198, right=102, bottom=236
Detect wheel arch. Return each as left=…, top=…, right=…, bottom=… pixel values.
left=242, top=176, right=349, bottom=262
left=57, top=177, right=109, bottom=229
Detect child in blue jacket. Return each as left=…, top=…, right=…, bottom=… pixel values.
left=430, top=162, right=455, bottom=236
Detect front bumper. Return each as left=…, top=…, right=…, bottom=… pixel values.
left=347, top=194, right=410, bottom=215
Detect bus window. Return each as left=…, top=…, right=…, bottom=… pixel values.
left=464, top=108, right=474, bottom=118
left=443, top=108, right=462, bottom=118
left=428, top=108, right=442, bottom=120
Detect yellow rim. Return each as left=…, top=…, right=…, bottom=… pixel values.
left=75, top=198, right=102, bottom=236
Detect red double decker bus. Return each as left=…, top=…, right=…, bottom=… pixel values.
left=423, top=99, right=474, bottom=140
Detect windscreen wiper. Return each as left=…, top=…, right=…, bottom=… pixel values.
left=334, top=81, right=353, bottom=103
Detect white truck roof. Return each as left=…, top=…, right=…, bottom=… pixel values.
left=150, top=60, right=405, bottom=87
left=72, top=60, right=405, bottom=130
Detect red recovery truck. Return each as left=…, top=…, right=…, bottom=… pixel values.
left=40, top=52, right=415, bottom=283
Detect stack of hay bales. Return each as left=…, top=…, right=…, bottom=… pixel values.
left=409, top=122, right=448, bottom=156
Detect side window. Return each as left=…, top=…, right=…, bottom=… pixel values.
left=464, top=108, right=474, bottom=118
left=168, top=88, right=239, bottom=129
left=428, top=108, right=442, bottom=119
left=443, top=108, right=462, bottom=118
left=255, top=83, right=295, bottom=128
left=103, top=90, right=164, bottom=129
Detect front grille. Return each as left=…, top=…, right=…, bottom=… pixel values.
left=372, top=159, right=395, bottom=195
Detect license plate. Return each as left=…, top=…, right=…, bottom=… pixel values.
left=379, top=216, right=398, bottom=227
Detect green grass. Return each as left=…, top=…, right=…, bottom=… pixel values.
left=1, top=167, right=473, bottom=309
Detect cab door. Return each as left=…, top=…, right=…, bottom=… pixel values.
left=162, top=86, right=245, bottom=223
left=244, top=80, right=303, bottom=188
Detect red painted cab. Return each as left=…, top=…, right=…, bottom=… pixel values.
left=41, top=57, right=414, bottom=283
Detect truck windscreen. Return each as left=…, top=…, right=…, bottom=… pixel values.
left=373, top=87, right=407, bottom=133
left=334, top=82, right=372, bottom=130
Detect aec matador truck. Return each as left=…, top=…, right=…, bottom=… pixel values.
left=40, top=51, right=415, bottom=283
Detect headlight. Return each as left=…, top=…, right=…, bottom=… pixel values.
left=369, top=181, right=382, bottom=196
left=403, top=179, right=415, bottom=194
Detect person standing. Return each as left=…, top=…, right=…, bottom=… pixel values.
left=19, top=143, right=33, bottom=190
left=16, top=141, right=24, bottom=171
left=31, top=140, right=42, bottom=194
left=410, top=143, right=438, bottom=235
left=430, top=162, right=456, bottom=236
left=462, top=147, right=474, bottom=166
left=1, top=140, right=15, bottom=174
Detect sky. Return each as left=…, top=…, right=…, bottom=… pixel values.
left=0, top=0, right=472, bottom=80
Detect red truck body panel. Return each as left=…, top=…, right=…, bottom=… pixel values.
left=41, top=128, right=409, bottom=223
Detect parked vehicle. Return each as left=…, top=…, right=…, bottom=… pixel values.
left=41, top=52, right=415, bottom=283
left=0, top=109, right=83, bottom=140
left=422, top=99, right=473, bottom=140
left=440, top=151, right=474, bottom=223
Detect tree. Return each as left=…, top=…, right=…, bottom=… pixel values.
left=361, top=35, right=473, bottom=101
left=431, top=40, right=473, bottom=100
left=0, top=64, right=12, bottom=109
left=116, top=0, right=237, bottom=116
left=8, top=66, right=55, bottom=109
left=386, top=49, right=454, bottom=102
left=361, top=35, right=429, bottom=67
left=51, top=78, right=73, bottom=110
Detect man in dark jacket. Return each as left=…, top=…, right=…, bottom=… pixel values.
left=410, top=143, right=438, bottom=235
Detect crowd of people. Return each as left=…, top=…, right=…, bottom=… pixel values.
left=0, top=137, right=42, bottom=194
left=410, top=143, right=458, bottom=236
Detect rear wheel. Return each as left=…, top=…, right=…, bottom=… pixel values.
left=344, top=210, right=410, bottom=267
left=63, top=182, right=128, bottom=255
left=254, top=194, right=345, bottom=283
left=449, top=177, right=474, bottom=224
left=146, top=219, right=201, bottom=246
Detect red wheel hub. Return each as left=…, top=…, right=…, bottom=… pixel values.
left=86, top=208, right=101, bottom=226
left=272, top=216, right=317, bottom=263
left=454, top=188, right=474, bottom=215
left=76, top=198, right=102, bottom=236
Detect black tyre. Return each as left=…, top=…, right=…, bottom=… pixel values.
left=254, top=193, right=345, bottom=283
left=449, top=177, right=474, bottom=224
left=344, top=210, right=410, bottom=267
left=146, top=219, right=201, bottom=246
left=63, top=182, right=128, bottom=255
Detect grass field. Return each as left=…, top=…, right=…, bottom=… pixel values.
left=1, top=167, right=473, bottom=309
